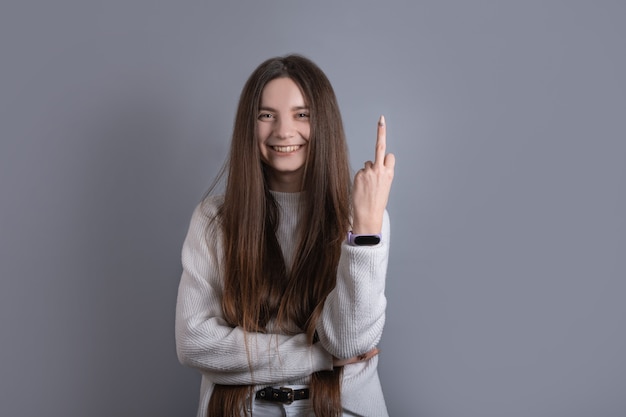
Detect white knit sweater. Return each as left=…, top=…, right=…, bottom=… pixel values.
left=176, top=191, right=390, bottom=416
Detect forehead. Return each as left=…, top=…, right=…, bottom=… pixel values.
left=260, top=77, right=307, bottom=107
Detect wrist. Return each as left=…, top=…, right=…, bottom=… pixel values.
left=351, top=222, right=382, bottom=235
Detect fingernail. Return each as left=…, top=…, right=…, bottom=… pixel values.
left=378, top=115, right=385, bottom=126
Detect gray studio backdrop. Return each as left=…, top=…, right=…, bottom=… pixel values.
left=1, top=1, right=624, bottom=416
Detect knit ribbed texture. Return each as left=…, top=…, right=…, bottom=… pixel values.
left=176, top=192, right=390, bottom=416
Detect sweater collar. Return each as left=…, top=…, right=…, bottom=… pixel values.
left=269, top=190, right=304, bottom=208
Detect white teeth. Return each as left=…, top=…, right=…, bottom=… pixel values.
left=272, top=145, right=301, bottom=153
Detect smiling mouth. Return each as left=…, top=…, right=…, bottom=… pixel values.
left=271, top=145, right=302, bottom=153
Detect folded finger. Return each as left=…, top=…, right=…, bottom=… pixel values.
left=384, top=152, right=396, bottom=169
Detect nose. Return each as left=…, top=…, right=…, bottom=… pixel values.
left=274, top=117, right=295, bottom=139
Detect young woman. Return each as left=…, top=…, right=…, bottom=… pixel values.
left=176, top=54, right=395, bottom=417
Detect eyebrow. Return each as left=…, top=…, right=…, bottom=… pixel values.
left=258, top=106, right=309, bottom=112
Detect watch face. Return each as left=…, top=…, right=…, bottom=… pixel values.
left=354, top=235, right=381, bottom=246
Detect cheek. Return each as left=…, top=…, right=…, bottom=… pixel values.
left=257, top=137, right=267, bottom=159
left=258, top=122, right=274, bottom=140
left=301, top=124, right=311, bottom=141
left=256, top=123, right=267, bottom=147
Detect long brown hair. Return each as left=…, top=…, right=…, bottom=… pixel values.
left=206, top=55, right=351, bottom=416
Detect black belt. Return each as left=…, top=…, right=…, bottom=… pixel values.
left=255, top=386, right=310, bottom=404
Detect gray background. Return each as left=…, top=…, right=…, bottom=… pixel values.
left=1, top=1, right=624, bottom=416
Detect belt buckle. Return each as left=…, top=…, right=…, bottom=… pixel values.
left=279, top=387, right=294, bottom=405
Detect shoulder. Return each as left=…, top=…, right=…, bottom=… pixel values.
left=197, top=194, right=224, bottom=219
left=185, top=194, right=224, bottom=237
left=182, top=195, right=225, bottom=259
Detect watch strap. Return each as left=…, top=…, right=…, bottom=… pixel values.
left=347, top=231, right=382, bottom=246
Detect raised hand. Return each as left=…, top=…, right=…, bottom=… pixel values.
left=351, top=115, right=395, bottom=235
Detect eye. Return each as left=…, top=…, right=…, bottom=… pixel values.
left=296, top=112, right=310, bottom=119
left=257, top=113, right=274, bottom=120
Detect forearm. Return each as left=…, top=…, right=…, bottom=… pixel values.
left=316, top=211, right=390, bottom=359
left=176, top=313, right=333, bottom=385
left=178, top=314, right=376, bottom=385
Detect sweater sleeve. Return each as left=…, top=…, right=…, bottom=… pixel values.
left=175, top=201, right=334, bottom=385
left=316, top=210, right=390, bottom=359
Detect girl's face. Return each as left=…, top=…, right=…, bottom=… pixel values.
left=257, top=77, right=311, bottom=192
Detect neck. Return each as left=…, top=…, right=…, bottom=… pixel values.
left=267, top=172, right=304, bottom=193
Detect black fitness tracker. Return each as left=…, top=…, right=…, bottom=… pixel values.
left=347, top=231, right=382, bottom=246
